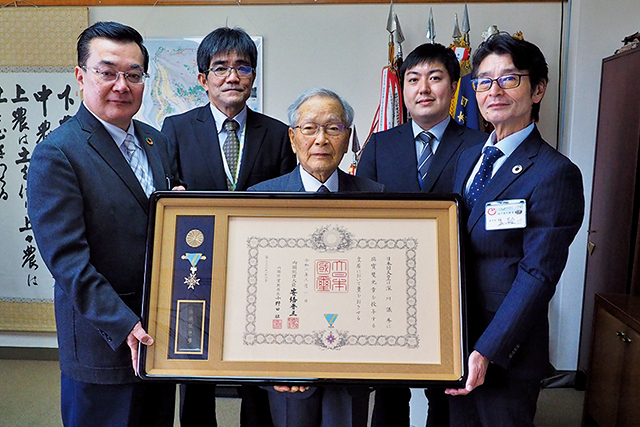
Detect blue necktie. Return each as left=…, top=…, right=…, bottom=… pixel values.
left=417, top=131, right=434, bottom=189
left=122, top=133, right=155, bottom=198
left=465, top=146, right=503, bottom=209
left=317, top=185, right=330, bottom=193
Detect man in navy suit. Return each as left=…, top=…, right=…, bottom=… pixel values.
left=444, top=34, right=584, bottom=426
left=250, top=88, right=382, bottom=427
left=161, top=27, right=296, bottom=427
left=357, top=43, right=486, bottom=194
left=357, top=43, right=486, bottom=427
left=27, top=21, right=178, bottom=427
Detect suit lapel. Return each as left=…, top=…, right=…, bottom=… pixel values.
left=193, top=106, right=228, bottom=189
left=286, top=166, right=305, bottom=191
left=421, top=121, right=464, bottom=192
left=392, top=122, right=422, bottom=191
left=136, top=123, right=166, bottom=191
left=467, top=130, right=542, bottom=232
left=237, top=109, right=266, bottom=190
left=79, top=106, right=150, bottom=212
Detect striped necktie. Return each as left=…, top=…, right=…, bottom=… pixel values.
left=417, top=131, right=435, bottom=189
left=122, top=133, right=155, bottom=198
left=223, top=119, right=240, bottom=190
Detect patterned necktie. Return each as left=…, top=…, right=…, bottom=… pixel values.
left=223, top=119, right=240, bottom=190
left=465, top=146, right=504, bottom=209
left=417, top=131, right=435, bottom=189
left=122, top=133, right=155, bottom=198
left=317, top=185, right=330, bottom=193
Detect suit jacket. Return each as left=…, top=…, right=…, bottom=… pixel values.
left=27, top=103, right=178, bottom=385
left=356, top=120, right=486, bottom=193
left=161, top=104, right=297, bottom=191
left=249, top=166, right=380, bottom=427
left=249, top=166, right=385, bottom=193
left=453, top=125, right=584, bottom=381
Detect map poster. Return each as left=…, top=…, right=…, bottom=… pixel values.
left=140, top=192, right=466, bottom=387
left=136, top=37, right=263, bottom=131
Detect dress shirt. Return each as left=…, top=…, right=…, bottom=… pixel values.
left=464, top=122, right=535, bottom=194
left=83, top=102, right=152, bottom=176
left=299, top=167, right=340, bottom=192
left=411, top=116, right=450, bottom=161
left=210, top=104, right=248, bottom=185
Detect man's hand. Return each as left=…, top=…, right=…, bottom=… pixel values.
left=172, top=185, right=186, bottom=191
left=126, top=321, right=154, bottom=375
left=273, top=385, right=309, bottom=393
left=445, top=350, right=490, bottom=396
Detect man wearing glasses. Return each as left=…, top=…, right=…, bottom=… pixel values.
left=161, top=27, right=296, bottom=193
left=250, top=88, right=383, bottom=427
left=356, top=43, right=487, bottom=427
left=161, top=27, right=296, bottom=427
left=27, top=21, right=178, bottom=427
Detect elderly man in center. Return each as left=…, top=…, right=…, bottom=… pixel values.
left=249, top=88, right=384, bottom=427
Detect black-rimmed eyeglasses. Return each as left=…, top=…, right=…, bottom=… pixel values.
left=207, top=65, right=254, bottom=78
left=470, top=73, right=530, bottom=92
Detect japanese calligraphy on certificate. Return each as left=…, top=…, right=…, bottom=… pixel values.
left=223, top=216, right=441, bottom=365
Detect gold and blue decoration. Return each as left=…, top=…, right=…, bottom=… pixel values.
left=181, top=253, right=207, bottom=289
left=145, top=137, right=153, bottom=146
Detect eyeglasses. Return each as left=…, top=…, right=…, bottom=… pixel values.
left=470, top=73, right=530, bottom=92
left=82, top=66, right=148, bottom=85
left=294, top=122, right=345, bottom=136
left=207, top=65, right=254, bottom=78
left=293, top=122, right=347, bottom=137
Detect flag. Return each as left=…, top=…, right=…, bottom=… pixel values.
left=350, top=2, right=405, bottom=174
left=450, top=46, right=480, bottom=130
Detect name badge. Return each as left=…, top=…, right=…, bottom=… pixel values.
left=485, top=199, right=526, bottom=230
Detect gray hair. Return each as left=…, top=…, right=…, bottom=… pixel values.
left=287, top=88, right=355, bottom=128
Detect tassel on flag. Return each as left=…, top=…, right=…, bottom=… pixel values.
left=352, top=1, right=405, bottom=174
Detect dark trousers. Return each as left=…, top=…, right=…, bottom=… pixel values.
left=372, top=387, right=449, bottom=427
left=180, top=383, right=273, bottom=427
left=60, top=372, right=175, bottom=427
left=448, top=372, right=540, bottom=427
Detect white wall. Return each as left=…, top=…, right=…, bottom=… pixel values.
left=90, top=2, right=564, bottom=150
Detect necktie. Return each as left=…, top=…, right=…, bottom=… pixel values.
left=317, top=185, right=330, bottom=193
left=122, top=133, right=155, bottom=198
left=417, top=131, right=435, bottom=189
left=465, top=146, right=504, bottom=209
left=223, top=119, right=240, bottom=190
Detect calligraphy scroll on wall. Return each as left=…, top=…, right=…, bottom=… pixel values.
left=0, top=7, right=87, bottom=332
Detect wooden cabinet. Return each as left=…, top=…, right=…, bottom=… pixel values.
left=583, top=294, right=640, bottom=426
left=579, top=47, right=640, bottom=371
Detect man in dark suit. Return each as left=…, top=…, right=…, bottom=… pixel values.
left=357, top=43, right=486, bottom=427
left=161, top=27, right=296, bottom=192
left=161, top=27, right=296, bottom=427
left=357, top=43, right=486, bottom=194
left=27, top=21, right=178, bottom=427
left=250, top=88, right=383, bottom=427
left=444, top=34, right=584, bottom=426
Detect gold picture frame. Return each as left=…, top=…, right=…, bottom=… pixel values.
left=140, top=192, right=467, bottom=387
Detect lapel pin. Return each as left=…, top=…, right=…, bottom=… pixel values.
left=145, top=137, right=153, bottom=146
left=512, top=165, right=523, bottom=174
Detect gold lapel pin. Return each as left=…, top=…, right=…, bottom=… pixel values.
left=512, top=165, right=523, bottom=174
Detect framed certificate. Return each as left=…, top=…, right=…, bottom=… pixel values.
left=139, top=192, right=467, bottom=387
